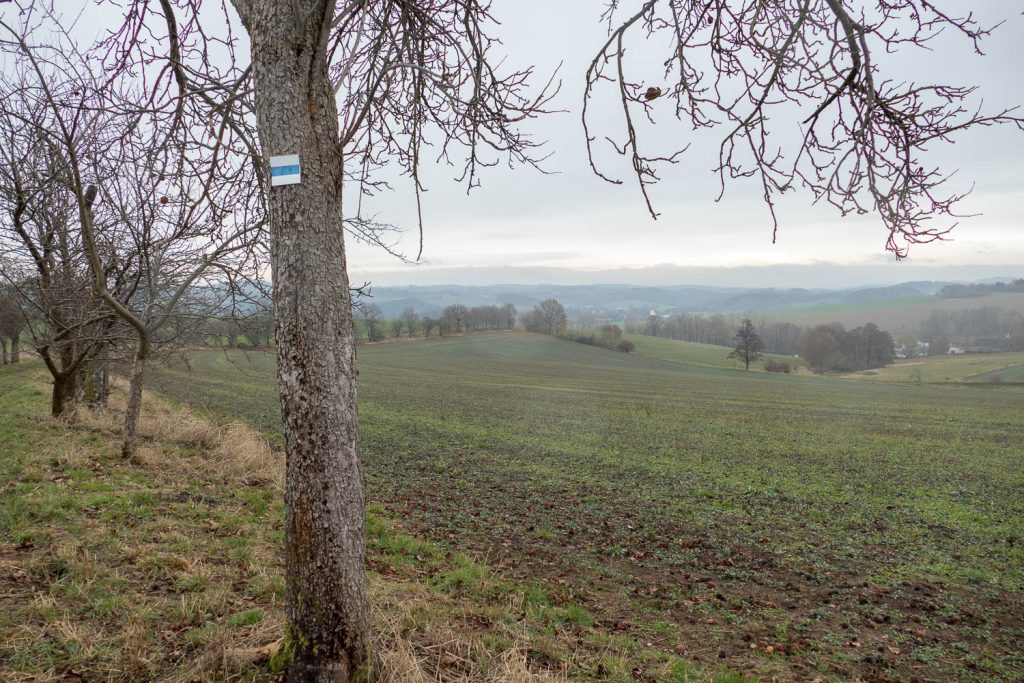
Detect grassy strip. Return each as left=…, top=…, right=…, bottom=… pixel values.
left=841, top=351, right=1024, bottom=384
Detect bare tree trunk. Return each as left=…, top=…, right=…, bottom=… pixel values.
left=1, top=336, right=7, bottom=365
left=241, top=3, right=370, bottom=680
left=82, top=355, right=108, bottom=408
left=10, top=333, right=18, bottom=364
left=51, top=371, right=76, bottom=418
left=83, top=359, right=96, bottom=405
left=49, top=343, right=82, bottom=418
left=95, top=355, right=109, bottom=407
left=122, top=342, right=147, bottom=458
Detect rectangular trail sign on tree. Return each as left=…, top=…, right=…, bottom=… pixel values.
left=269, top=154, right=301, bottom=186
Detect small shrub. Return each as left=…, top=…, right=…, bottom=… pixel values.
left=764, top=359, right=791, bottom=373
left=615, top=340, right=635, bottom=353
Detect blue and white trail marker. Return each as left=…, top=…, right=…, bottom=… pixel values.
left=269, top=154, right=301, bottom=187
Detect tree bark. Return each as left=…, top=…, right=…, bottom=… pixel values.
left=1, top=336, right=7, bottom=365
left=10, top=332, right=19, bottom=363
left=239, top=2, right=370, bottom=680
left=122, top=342, right=147, bottom=458
left=51, top=371, right=76, bottom=418
left=95, top=355, right=109, bottom=407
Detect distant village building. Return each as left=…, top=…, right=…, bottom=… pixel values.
left=948, top=345, right=965, bottom=355
left=896, top=340, right=929, bottom=359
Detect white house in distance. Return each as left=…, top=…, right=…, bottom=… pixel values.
left=948, top=345, right=966, bottom=355
left=896, top=340, right=930, bottom=359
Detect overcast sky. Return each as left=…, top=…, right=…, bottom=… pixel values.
left=26, top=1, right=1024, bottom=288
left=341, top=0, right=1024, bottom=288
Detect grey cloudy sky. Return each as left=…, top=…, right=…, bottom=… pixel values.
left=344, top=0, right=1024, bottom=288
left=28, top=1, right=1023, bottom=288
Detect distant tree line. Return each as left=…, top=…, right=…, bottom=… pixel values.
left=626, top=312, right=804, bottom=356
left=938, top=279, right=1024, bottom=299
left=627, top=311, right=895, bottom=372
left=560, top=325, right=636, bottom=353
left=625, top=312, right=736, bottom=347
left=522, top=299, right=634, bottom=352
left=918, top=307, right=1024, bottom=354
left=356, top=302, right=518, bottom=342
left=801, top=323, right=895, bottom=372
left=203, top=312, right=275, bottom=348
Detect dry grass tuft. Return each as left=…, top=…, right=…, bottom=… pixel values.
left=72, top=403, right=122, bottom=434
left=371, top=583, right=568, bottom=683
left=207, top=422, right=282, bottom=490
left=74, top=378, right=283, bottom=490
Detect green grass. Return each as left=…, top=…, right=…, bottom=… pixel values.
left=146, top=331, right=1024, bottom=682
left=844, top=351, right=1024, bottom=384
left=966, top=363, right=1024, bottom=384
left=625, top=333, right=803, bottom=371
left=0, top=359, right=743, bottom=683
left=0, top=363, right=289, bottom=680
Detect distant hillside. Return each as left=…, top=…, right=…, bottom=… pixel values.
left=359, top=280, right=991, bottom=319
left=217, top=277, right=1023, bottom=324
left=937, top=279, right=1024, bottom=299
left=768, top=291, right=1024, bottom=335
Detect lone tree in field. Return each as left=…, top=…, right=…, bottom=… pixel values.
left=729, top=319, right=765, bottom=371
left=8, top=0, right=1020, bottom=679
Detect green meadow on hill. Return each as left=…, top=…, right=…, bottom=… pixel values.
left=763, top=291, right=1024, bottom=335
left=139, top=331, right=1024, bottom=682
left=623, top=334, right=804, bottom=372
left=844, top=352, right=1024, bottom=385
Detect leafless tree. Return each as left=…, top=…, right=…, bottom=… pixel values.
left=421, top=316, right=439, bottom=338
left=647, top=310, right=660, bottom=336
left=442, top=303, right=469, bottom=335
left=466, top=304, right=510, bottom=331
left=522, top=298, right=567, bottom=336
left=501, top=302, right=517, bottom=330
left=399, top=307, right=420, bottom=337
left=79, top=96, right=262, bottom=457
left=587, top=1, right=1023, bottom=256
left=361, top=302, right=385, bottom=343
left=175, top=3, right=555, bottom=675
left=1, top=12, right=264, bottom=455
left=0, top=56, right=127, bottom=416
